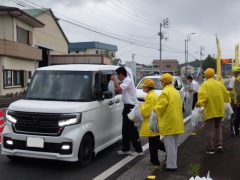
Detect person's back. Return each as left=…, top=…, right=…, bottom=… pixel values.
left=155, top=84, right=184, bottom=136
left=198, top=78, right=228, bottom=120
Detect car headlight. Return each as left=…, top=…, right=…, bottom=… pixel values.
left=58, top=113, right=82, bottom=127
left=6, top=110, right=17, bottom=124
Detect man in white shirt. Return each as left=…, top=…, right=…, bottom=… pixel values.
left=227, top=70, right=237, bottom=136
left=186, top=75, right=200, bottom=110
left=114, top=67, right=143, bottom=156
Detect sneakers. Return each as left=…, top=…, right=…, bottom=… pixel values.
left=206, top=149, right=215, bottom=155
left=116, top=150, right=131, bottom=155
left=217, top=145, right=223, bottom=152
left=130, top=151, right=144, bottom=156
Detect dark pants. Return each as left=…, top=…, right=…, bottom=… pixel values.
left=122, top=104, right=142, bottom=152
left=149, top=136, right=166, bottom=165
left=205, top=117, right=222, bottom=149
left=192, top=92, right=198, bottom=110
left=234, top=106, right=240, bottom=135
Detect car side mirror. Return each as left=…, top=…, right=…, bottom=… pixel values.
left=102, top=91, right=113, bottom=99
left=174, top=85, right=182, bottom=90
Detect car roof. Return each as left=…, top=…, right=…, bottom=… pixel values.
left=36, top=64, right=119, bottom=71
left=141, top=75, right=181, bottom=79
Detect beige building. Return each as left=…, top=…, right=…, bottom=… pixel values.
left=0, top=6, right=43, bottom=96
left=69, top=42, right=117, bottom=60
left=0, top=6, right=69, bottom=96
left=24, top=9, right=69, bottom=67
left=152, top=59, right=178, bottom=74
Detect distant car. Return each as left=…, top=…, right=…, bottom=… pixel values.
left=136, top=75, right=185, bottom=104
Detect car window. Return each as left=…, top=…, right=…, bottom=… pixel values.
left=136, top=78, right=162, bottom=90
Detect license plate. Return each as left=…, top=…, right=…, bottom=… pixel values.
left=27, top=137, right=44, bottom=148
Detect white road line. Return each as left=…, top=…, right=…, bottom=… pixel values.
left=93, top=115, right=191, bottom=180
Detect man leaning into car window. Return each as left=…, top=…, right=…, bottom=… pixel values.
left=113, top=67, right=143, bottom=156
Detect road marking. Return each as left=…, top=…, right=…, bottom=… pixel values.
left=93, top=115, right=191, bottom=180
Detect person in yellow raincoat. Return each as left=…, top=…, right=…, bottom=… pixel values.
left=139, top=79, right=166, bottom=167
left=154, top=73, right=184, bottom=172
left=196, top=68, right=229, bottom=154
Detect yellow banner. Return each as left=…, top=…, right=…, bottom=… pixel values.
left=216, top=35, right=221, bottom=80
left=235, top=44, right=239, bottom=66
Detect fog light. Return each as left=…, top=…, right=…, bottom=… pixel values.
left=6, top=140, right=13, bottom=145
left=61, top=144, right=70, bottom=150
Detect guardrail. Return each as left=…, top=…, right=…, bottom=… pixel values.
left=0, top=108, right=6, bottom=143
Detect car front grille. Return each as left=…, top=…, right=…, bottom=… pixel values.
left=10, top=111, right=65, bottom=136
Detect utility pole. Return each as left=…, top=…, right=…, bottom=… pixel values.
left=199, top=46, right=204, bottom=80
left=132, top=53, right=136, bottom=62
left=185, top=33, right=196, bottom=76
left=158, top=18, right=169, bottom=74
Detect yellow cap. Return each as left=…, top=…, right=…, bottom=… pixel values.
left=142, top=79, right=155, bottom=88
left=147, top=175, right=156, bottom=180
left=160, top=73, right=173, bottom=84
left=204, top=68, right=215, bottom=79
left=232, top=66, right=240, bottom=72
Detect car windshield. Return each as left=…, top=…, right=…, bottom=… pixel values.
left=25, top=71, right=92, bottom=102
left=136, top=78, right=163, bottom=90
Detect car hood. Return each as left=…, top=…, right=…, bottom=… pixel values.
left=8, top=99, right=92, bottom=113
left=136, top=89, right=162, bottom=101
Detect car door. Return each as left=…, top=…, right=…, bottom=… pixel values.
left=104, top=71, right=122, bottom=140
left=100, top=71, right=117, bottom=143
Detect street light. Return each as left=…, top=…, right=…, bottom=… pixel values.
left=185, top=33, right=196, bottom=75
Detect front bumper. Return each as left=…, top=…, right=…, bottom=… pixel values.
left=1, top=122, right=84, bottom=162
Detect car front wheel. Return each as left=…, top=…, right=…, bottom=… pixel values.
left=78, top=134, right=94, bottom=166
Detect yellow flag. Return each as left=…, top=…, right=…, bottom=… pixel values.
left=235, top=44, right=239, bottom=66
left=216, top=35, right=221, bottom=80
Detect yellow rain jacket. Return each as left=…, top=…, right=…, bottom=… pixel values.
left=154, top=84, right=184, bottom=136
left=197, top=78, right=230, bottom=120
left=139, top=90, right=159, bottom=137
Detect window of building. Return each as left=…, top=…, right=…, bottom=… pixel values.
left=166, top=65, right=171, bottom=68
left=96, top=50, right=99, bottom=54
left=17, top=26, right=29, bottom=44
left=13, top=71, right=21, bottom=85
left=3, top=70, right=12, bottom=86
left=3, top=70, right=24, bottom=88
left=29, top=71, right=32, bottom=79
left=76, top=50, right=79, bottom=53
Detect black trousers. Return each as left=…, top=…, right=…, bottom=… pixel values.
left=149, top=136, right=166, bottom=165
left=122, top=104, right=142, bottom=152
left=192, top=92, right=198, bottom=110
left=234, top=106, right=240, bottom=135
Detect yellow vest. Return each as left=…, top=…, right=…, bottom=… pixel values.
left=197, top=78, right=230, bottom=120
left=139, top=90, right=159, bottom=137
left=154, top=84, right=184, bottom=136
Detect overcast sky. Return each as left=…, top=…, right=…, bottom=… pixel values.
left=3, top=0, right=240, bottom=65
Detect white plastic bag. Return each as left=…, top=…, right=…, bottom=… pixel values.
left=127, top=106, right=137, bottom=121
left=127, top=104, right=143, bottom=126
left=149, top=111, right=159, bottom=133
left=223, top=103, right=233, bottom=121
left=191, top=107, right=204, bottom=127
left=189, top=171, right=213, bottom=180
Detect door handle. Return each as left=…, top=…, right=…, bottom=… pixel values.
left=115, top=99, right=120, bottom=104
left=108, top=101, right=114, bottom=105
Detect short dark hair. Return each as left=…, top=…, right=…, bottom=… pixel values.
left=116, top=66, right=127, bottom=77
left=186, top=75, right=193, bottom=80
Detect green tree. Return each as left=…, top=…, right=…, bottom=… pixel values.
left=202, top=54, right=216, bottom=71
